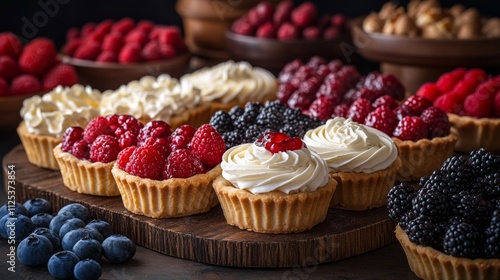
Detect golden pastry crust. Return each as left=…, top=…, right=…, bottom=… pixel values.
left=213, top=176, right=336, bottom=234
left=329, top=157, right=401, bottom=211
left=112, top=164, right=221, bottom=218
left=17, top=121, right=60, bottom=170
left=448, top=114, right=500, bottom=153
left=53, top=144, right=119, bottom=196
left=393, top=127, right=458, bottom=181
left=395, top=225, right=500, bottom=280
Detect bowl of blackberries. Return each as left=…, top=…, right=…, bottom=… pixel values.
left=224, top=0, right=352, bottom=74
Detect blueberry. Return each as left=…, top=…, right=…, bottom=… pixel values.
left=1, top=214, right=34, bottom=242
left=59, top=218, right=85, bottom=239
left=58, top=203, right=90, bottom=223
left=17, top=234, right=53, bottom=266
left=49, top=211, right=75, bottom=235
left=74, top=259, right=102, bottom=280
left=85, top=219, right=113, bottom=240
left=23, top=198, right=52, bottom=216
left=33, top=227, right=61, bottom=252
left=0, top=214, right=11, bottom=239
left=102, top=234, right=136, bottom=264
left=73, top=236, right=102, bottom=262
left=31, top=213, right=54, bottom=228
left=47, top=250, right=80, bottom=279
left=62, top=228, right=103, bottom=251
left=0, top=202, right=29, bottom=217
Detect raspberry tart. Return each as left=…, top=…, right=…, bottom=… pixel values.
left=111, top=123, right=225, bottom=218
left=303, top=117, right=401, bottom=210
left=213, top=131, right=336, bottom=233
left=53, top=114, right=143, bottom=196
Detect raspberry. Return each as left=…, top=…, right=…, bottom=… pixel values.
left=463, top=92, right=493, bottom=118
left=276, top=82, right=297, bottom=102
left=323, top=27, right=341, bottom=40
left=125, top=29, right=148, bottom=47
left=316, top=80, right=345, bottom=104
left=18, top=38, right=57, bottom=75
left=125, top=146, right=166, bottom=180
left=66, top=27, right=80, bottom=41
left=111, top=18, right=135, bottom=35
left=94, top=19, right=114, bottom=36
left=74, top=41, right=101, bottom=61
left=101, top=33, right=124, bottom=54
left=118, top=130, right=138, bottom=150
left=169, top=124, right=196, bottom=151
left=256, top=22, right=276, bottom=39
left=83, top=116, right=113, bottom=144
left=463, top=68, right=488, bottom=87
left=452, top=80, right=476, bottom=99
left=378, top=73, right=405, bottom=101
left=63, top=39, right=82, bottom=57
left=113, top=114, right=143, bottom=137
left=90, top=135, right=120, bottom=163
left=81, top=22, right=96, bottom=37
left=96, top=51, right=117, bottom=63
left=416, top=83, right=443, bottom=102
left=139, top=137, right=170, bottom=154
left=420, top=106, right=450, bottom=138
left=141, top=41, right=161, bottom=61
left=495, top=92, right=500, bottom=117
left=118, top=43, right=142, bottom=63
left=158, top=43, right=177, bottom=59
left=308, top=96, right=334, bottom=121
left=42, top=64, right=78, bottom=91
left=302, top=26, right=322, bottom=40
left=61, top=126, right=84, bottom=153
left=72, top=140, right=90, bottom=160
left=188, top=124, right=226, bottom=168
left=255, top=131, right=303, bottom=154
left=434, top=92, right=463, bottom=114
left=332, top=104, right=349, bottom=118
left=10, top=74, right=41, bottom=95
left=287, top=90, right=314, bottom=111
left=87, top=31, right=106, bottom=43
left=137, top=120, right=172, bottom=144
left=163, top=149, right=204, bottom=179
left=0, top=55, right=19, bottom=81
left=231, top=18, right=255, bottom=36
left=358, top=87, right=383, bottom=103
left=401, top=95, right=433, bottom=116
left=0, top=32, right=23, bottom=58
left=158, top=26, right=183, bottom=47
left=291, top=2, right=317, bottom=28
left=393, top=116, right=428, bottom=141
left=273, top=0, right=294, bottom=25
left=0, top=77, right=9, bottom=96
left=137, top=20, right=154, bottom=34
left=450, top=68, right=467, bottom=79
left=347, top=98, right=372, bottom=124
left=331, top=14, right=346, bottom=27
left=277, top=22, right=299, bottom=40
left=372, top=95, right=399, bottom=109
left=116, top=146, right=136, bottom=170
left=364, top=105, right=398, bottom=136
left=436, top=73, right=458, bottom=93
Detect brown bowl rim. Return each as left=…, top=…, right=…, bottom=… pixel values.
left=224, top=29, right=348, bottom=46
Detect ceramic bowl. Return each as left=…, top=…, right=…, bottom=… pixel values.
left=0, top=91, right=45, bottom=131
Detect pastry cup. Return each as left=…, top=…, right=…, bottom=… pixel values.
left=395, top=225, right=500, bottom=280
left=17, top=121, right=60, bottom=170
left=212, top=176, right=336, bottom=234
left=112, top=164, right=221, bottom=218
left=393, top=127, right=459, bottom=182
left=53, top=144, right=120, bottom=196
left=448, top=114, right=500, bottom=154
left=329, top=157, right=401, bottom=211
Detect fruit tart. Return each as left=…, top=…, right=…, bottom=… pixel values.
left=214, top=131, right=335, bottom=233
left=112, top=123, right=225, bottom=218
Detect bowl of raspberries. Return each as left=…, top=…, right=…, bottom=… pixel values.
left=61, top=18, right=191, bottom=91
left=224, top=0, right=351, bottom=73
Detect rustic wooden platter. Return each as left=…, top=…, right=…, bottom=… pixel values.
left=3, top=145, right=396, bottom=268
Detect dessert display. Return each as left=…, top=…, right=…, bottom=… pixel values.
left=112, top=123, right=226, bottom=218
left=388, top=148, right=500, bottom=279
left=53, top=114, right=144, bottom=196
left=416, top=67, right=500, bottom=153
left=303, top=117, right=400, bottom=210
left=362, top=0, right=500, bottom=39
left=17, top=84, right=101, bottom=170
left=214, top=131, right=336, bottom=233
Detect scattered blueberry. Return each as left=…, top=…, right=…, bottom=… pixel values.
left=31, top=213, right=54, bottom=228
left=1, top=214, right=34, bottom=242
left=73, top=236, right=102, bottom=262
left=74, top=259, right=102, bottom=280
left=58, top=203, right=90, bottom=223
left=23, top=198, right=52, bottom=216
left=49, top=211, right=75, bottom=235
left=85, top=219, right=113, bottom=240
left=0, top=202, right=29, bottom=217
left=102, top=234, right=136, bottom=264
left=17, top=234, right=53, bottom=266
left=62, top=228, right=103, bottom=251
left=47, top=250, right=80, bottom=280
left=59, top=218, right=85, bottom=239
left=0, top=214, right=12, bottom=239
left=32, top=227, right=61, bottom=252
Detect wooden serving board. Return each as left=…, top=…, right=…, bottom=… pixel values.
left=3, top=145, right=396, bottom=268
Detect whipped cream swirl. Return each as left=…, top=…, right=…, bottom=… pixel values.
left=20, top=85, right=101, bottom=137
left=180, top=61, right=277, bottom=103
left=221, top=143, right=329, bottom=194
left=303, top=117, right=398, bottom=173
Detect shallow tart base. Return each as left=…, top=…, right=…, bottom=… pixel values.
left=17, top=121, right=60, bottom=170
left=448, top=114, right=500, bottom=154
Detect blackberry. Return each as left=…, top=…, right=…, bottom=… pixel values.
left=421, top=169, right=459, bottom=199
left=387, top=182, right=416, bottom=222
left=243, top=102, right=262, bottom=119
left=279, top=123, right=299, bottom=137
left=412, top=188, right=450, bottom=221
left=233, top=111, right=256, bottom=128
left=452, top=190, right=492, bottom=227
left=440, top=155, right=474, bottom=186
left=481, top=172, right=500, bottom=199
left=209, top=110, right=233, bottom=134
left=222, top=131, right=240, bottom=149
left=244, top=125, right=264, bottom=143
left=443, top=221, right=481, bottom=259
left=470, top=148, right=500, bottom=176
left=406, top=215, right=445, bottom=249
left=399, top=209, right=417, bottom=231
left=485, top=209, right=500, bottom=258
left=255, top=107, right=283, bottom=131
left=228, top=106, right=244, bottom=121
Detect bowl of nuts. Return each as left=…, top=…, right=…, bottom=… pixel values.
left=351, top=0, right=500, bottom=94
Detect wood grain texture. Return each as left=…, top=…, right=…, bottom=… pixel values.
left=3, top=145, right=397, bottom=268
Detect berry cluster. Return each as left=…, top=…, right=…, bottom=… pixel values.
left=255, top=131, right=304, bottom=153
left=117, top=123, right=226, bottom=180
left=416, top=68, right=500, bottom=118
left=63, top=18, right=187, bottom=63
left=209, top=100, right=323, bottom=149
left=276, top=56, right=406, bottom=121
left=0, top=33, right=78, bottom=97
left=231, top=1, right=347, bottom=40
left=388, top=148, right=500, bottom=259
left=0, top=199, right=136, bottom=279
